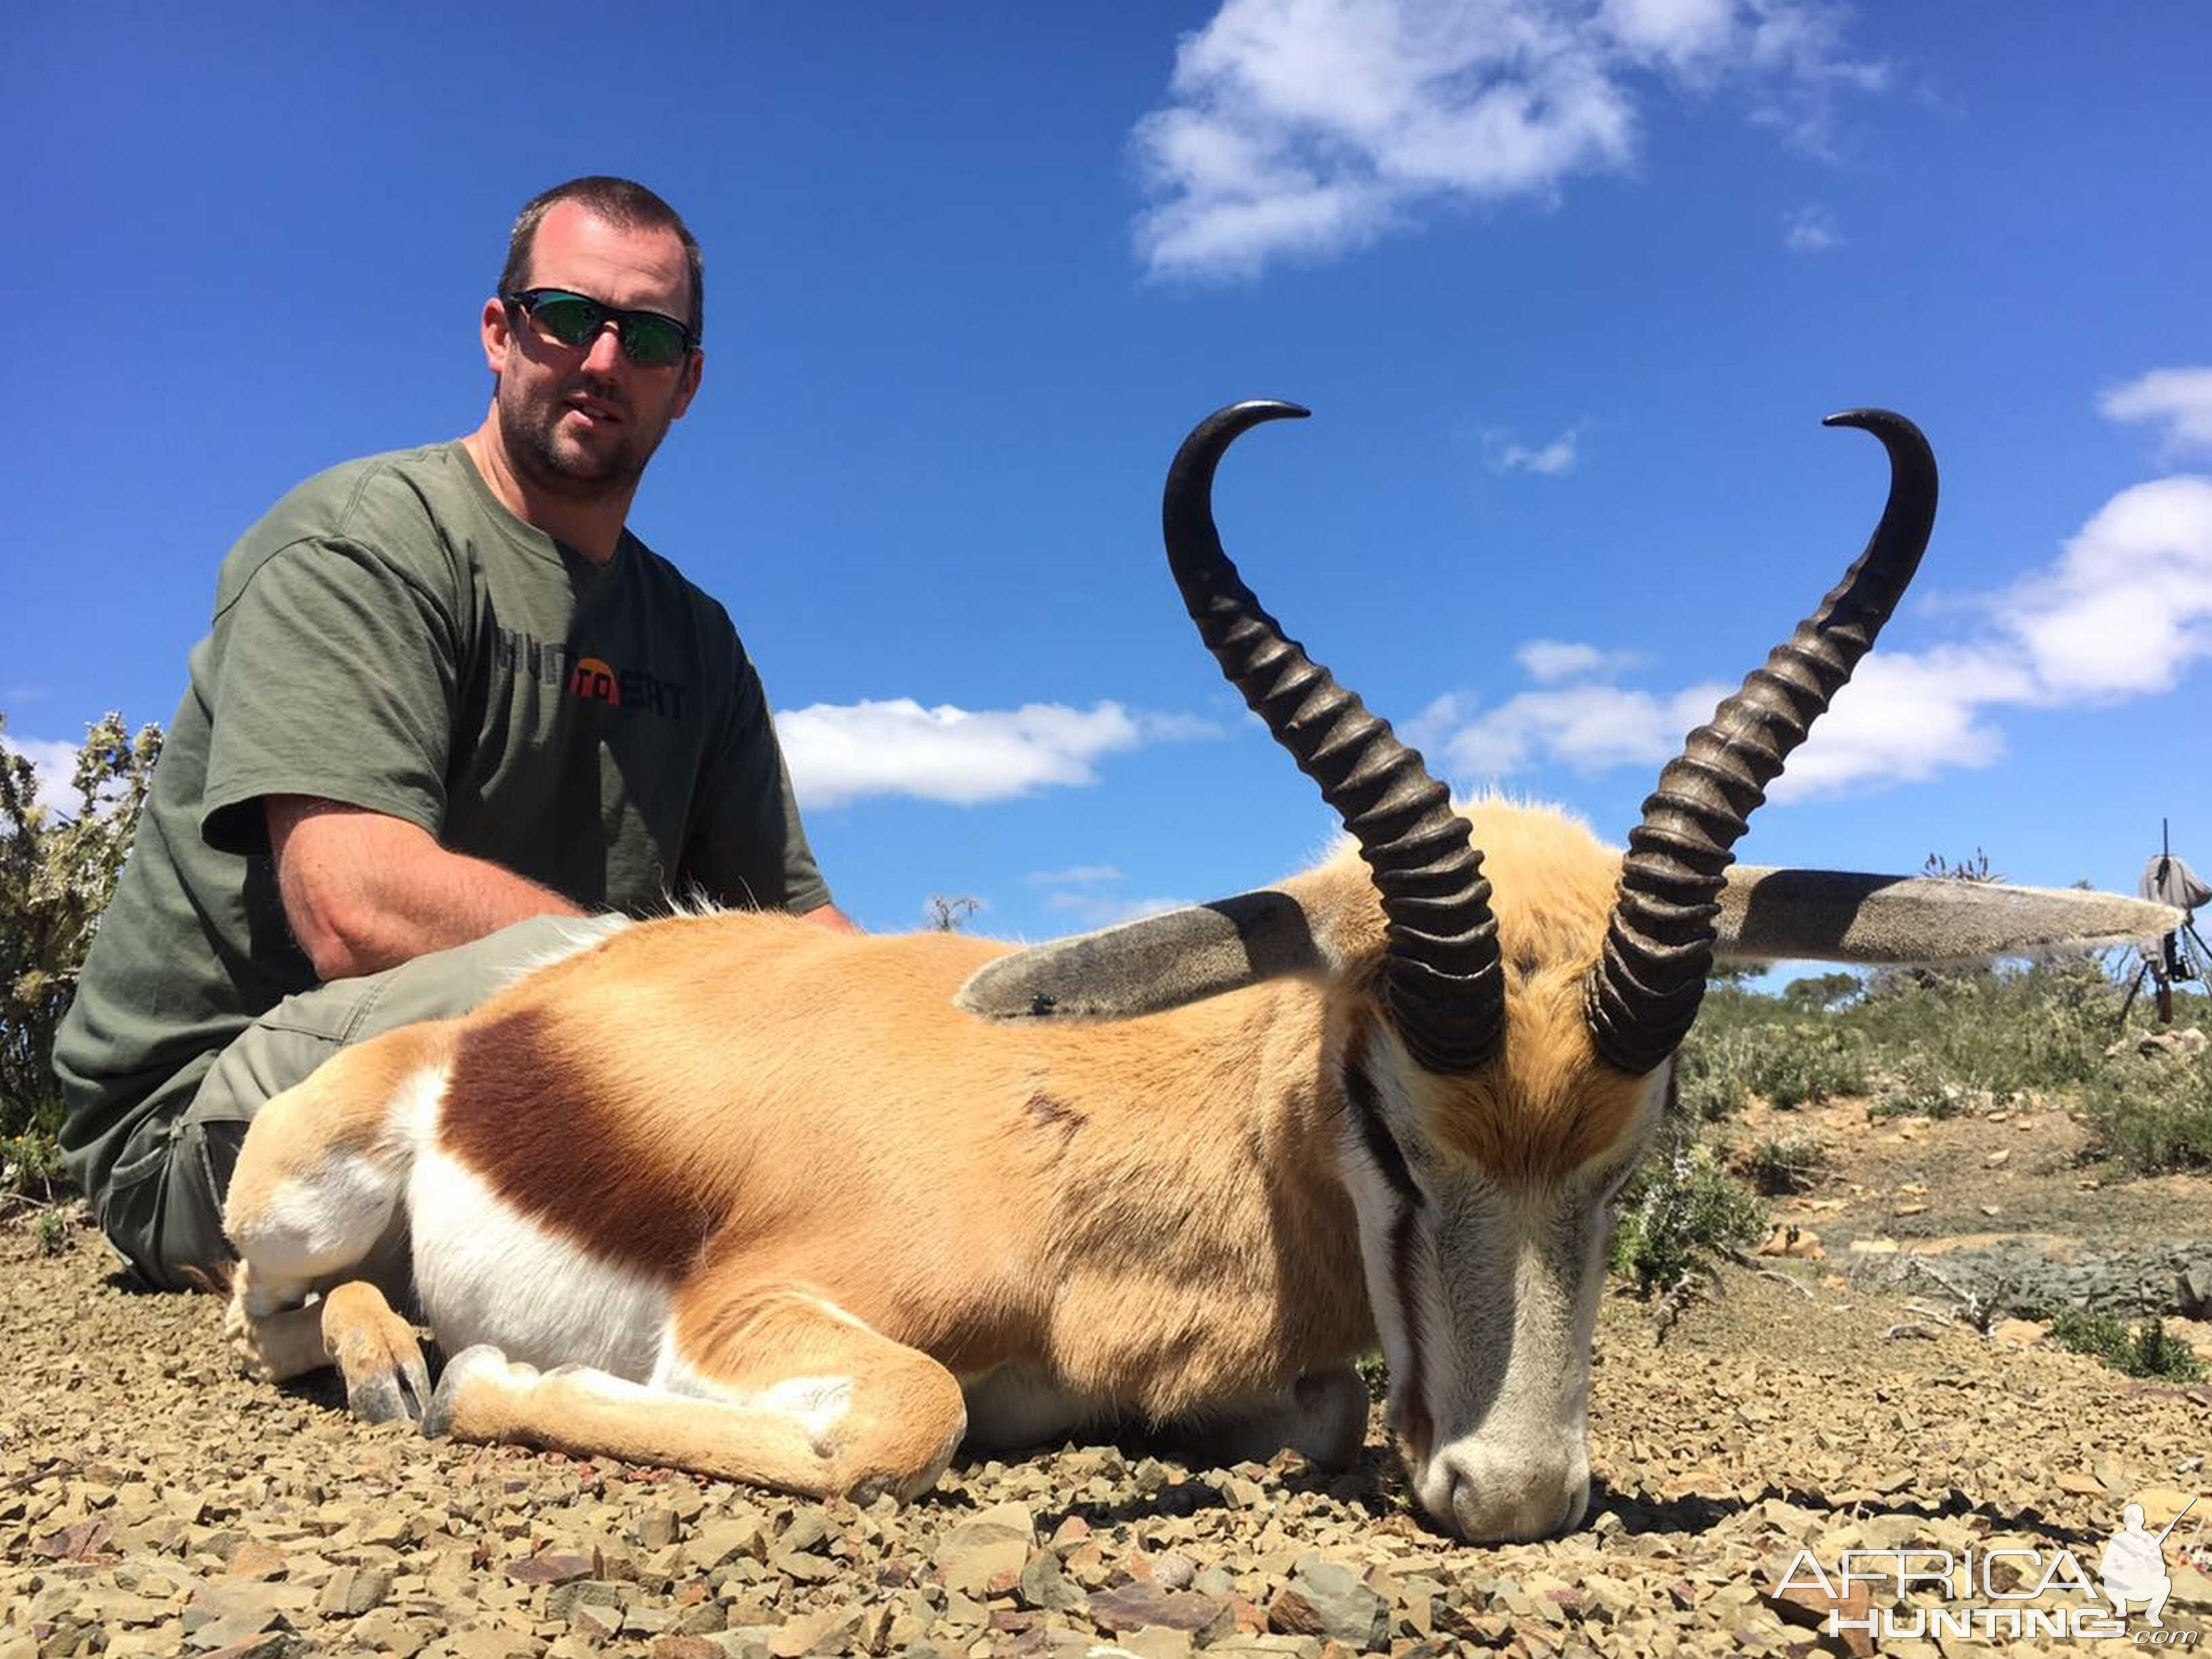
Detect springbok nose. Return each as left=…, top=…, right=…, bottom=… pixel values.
left=1439, top=1448, right=1591, bottom=1542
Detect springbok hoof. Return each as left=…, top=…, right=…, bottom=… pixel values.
left=422, top=1343, right=510, bottom=1439
left=346, top=1347, right=435, bottom=1427
left=318, top=1280, right=434, bottom=1427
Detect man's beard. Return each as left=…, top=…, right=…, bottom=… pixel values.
left=502, top=374, right=665, bottom=499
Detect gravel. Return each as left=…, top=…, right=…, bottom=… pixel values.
left=5, top=1206, right=2209, bottom=1658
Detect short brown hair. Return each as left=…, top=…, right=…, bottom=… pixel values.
left=499, top=176, right=705, bottom=340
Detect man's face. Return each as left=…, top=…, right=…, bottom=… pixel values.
left=483, top=201, right=703, bottom=499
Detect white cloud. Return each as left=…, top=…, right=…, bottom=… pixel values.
left=2100, top=367, right=2212, bottom=460
left=0, top=735, right=88, bottom=818
left=1399, top=691, right=1471, bottom=761
left=1994, top=476, right=2212, bottom=700
left=1761, top=647, right=2023, bottom=802
left=776, top=699, right=1214, bottom=808
left=1603, top=0, right=1736, bottom=73
left=1025, top=864, right=1128, bottom=885
left=1486, top=425, right=1583, bottom=475
left=1783, top=205, right=1839, bottom=252
left=1018, top=861, right=1191, bottom=928
left=1132, top=0, right=1885, bottom=279
left=1441, top=679, right=1732, bottom=778
left=1515, top=638, right=1641, bottom=682
left=1044, top=890, right=1194, bottom=927
left=1421, top=452, right=2212, bottom=803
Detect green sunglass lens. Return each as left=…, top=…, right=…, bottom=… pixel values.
left=623, top=319, right=684, bottom=366
left=521, top=293, right=686, bottom=365
left=531, top=296, right=603, bottom=347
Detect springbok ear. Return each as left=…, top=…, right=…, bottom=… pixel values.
left=955, top=889, right=1328, bottom=1021
left=1717, top=866, right=2179, bottom=965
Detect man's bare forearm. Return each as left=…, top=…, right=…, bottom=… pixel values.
left=268, top=797, right=586, bottom=981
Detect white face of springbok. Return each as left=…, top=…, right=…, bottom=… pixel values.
left=1322, top=812, right=1676, bottom=1540
left=1155, top=398, right=1940, bottom=1539
left=1191, top=797, right=1671, bottom=1540
left=1343, top=1047, right=1666, bottom=1542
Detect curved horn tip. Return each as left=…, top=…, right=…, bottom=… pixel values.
left=1168, top=402, right=1315, bottom=497
left=1821, top=407, right=1929, bottom=447
left=1187, top=399, right=1310, bottom=443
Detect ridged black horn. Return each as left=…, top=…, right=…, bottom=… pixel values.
left=1164, top=401, right=1504, bottom=1073
left=1587, top=409, right=1939, bottom=1074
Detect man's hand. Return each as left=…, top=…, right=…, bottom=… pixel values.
left=267, top=797, right=586, bottom=982
left=800, top=902, right=864, bottom=935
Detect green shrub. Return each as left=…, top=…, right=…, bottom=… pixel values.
left=1867, top=1052, right=1997, bottom=1121
left=2047, top=1307, right=2208, bottom=1382
left=2080, top=1053, right=2212, bottom=1174
left=1851, top=956, right=2116, bottom=1097
left=1738, top=1133, right=1828, bottom=1196
left=1, top=1130, right=65, bottom=1204
left=1, top=711, right=161, bottom=1141
left=1782, top=972, right=1862, bottom=1015
left=1746, top=1023, right=1868, bottom=1109
left=1609, top=1124, right=1769, bottom=1298
left=1675, top=1027, right=1755, bottom=1121
left=1679, top=1000, right=1869, bottom=1113
left=1685, top=983, right=1784, bottom=1040
left=1357, top=1350, right=1390, bottom=1403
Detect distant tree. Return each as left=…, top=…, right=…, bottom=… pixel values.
left=1782, top=971, right=1861, bottom=1014
left=1, top=712, right=163, bottom=1140
left=924, top=895, right=983, bottom=933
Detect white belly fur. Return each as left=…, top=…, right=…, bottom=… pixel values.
left=408, top=1147, right=672, bottom=1380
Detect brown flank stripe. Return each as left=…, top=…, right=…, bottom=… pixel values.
left=439, top=1008, right=719, bottom=1279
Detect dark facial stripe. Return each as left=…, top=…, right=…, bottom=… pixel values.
left=1342, top=1026, right=1418, bottom=1206
left=1343, top=1022, right=1431, bottom=1462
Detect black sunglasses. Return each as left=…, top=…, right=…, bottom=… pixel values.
left=504, top=289, right=697, bottom=368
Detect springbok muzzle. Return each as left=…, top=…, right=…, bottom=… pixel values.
left=1421, top=1435, right=1593, bottom=1542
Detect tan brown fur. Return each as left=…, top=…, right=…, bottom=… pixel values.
left=418, top=907, right=1376, bottom=1421
left=224, top=1016, right=460, bottom=1246
left=227, top=796, right=1654, bottom=1483
left=220, top=770, right=2163, bottom=1536
left=1286, top=798, right=1647, bottom=1184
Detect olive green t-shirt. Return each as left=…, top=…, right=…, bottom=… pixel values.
left=54, top=441, right=830, bottom=1197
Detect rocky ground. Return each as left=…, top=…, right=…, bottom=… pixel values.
left=1733, top=1085, right=2212, bottom=1322
left=5, top=1093, right=2210, bottom=1659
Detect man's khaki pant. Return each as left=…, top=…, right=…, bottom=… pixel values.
left=95, top=914, right=621, bottom=1291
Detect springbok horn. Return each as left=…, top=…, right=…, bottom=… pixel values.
left=1586, top=409, right=1940, bottom=1075
left=1164, top=401, right=1504, bottom=1073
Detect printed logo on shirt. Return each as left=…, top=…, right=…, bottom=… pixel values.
left=569, top=657, right=621, bottom=704
left=493, top=627, right=689, bottom=720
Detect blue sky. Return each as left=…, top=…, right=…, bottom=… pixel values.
left=8, top=2, right=2210, bottom=942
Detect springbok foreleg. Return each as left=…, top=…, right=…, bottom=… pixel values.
left=226, top=1270, right=433, bottom=1423
left=424, top=1284, right=968, bottom=1504
left=223, top=1019, right=455, bottom=1421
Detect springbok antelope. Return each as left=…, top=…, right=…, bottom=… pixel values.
left=224, top=402, right=2173, bottom=1542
